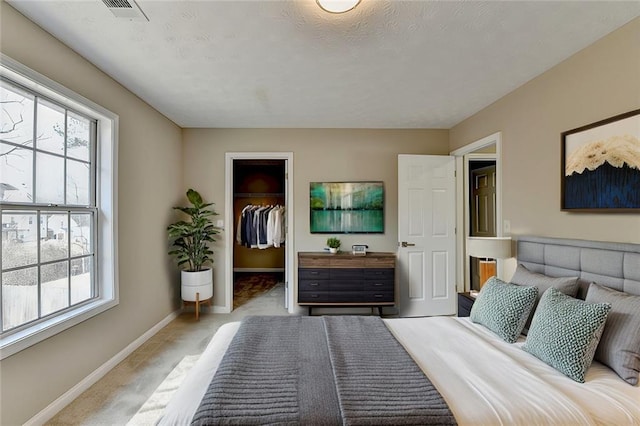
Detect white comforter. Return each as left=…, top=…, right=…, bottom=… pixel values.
left=159, top=316, right=640, bottom=426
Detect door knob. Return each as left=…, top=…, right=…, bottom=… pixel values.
left=400, top=241, right=415, bottom=247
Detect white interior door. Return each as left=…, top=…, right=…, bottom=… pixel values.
left=398, top=155, right=456, bottom=317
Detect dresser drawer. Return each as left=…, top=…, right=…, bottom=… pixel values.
left=330, top=257, right=366, bottom=268
left=365, top=257, right=395, bottom=268
left=298, top=255, right=329, bottom=268
left=299, top=280, right=330, bottom=292
left=329, top=280, right=364, bottom=292
left=331, top=268, right=364, bottom=280
left=299, top=268, right=330, bottom=280
left=327, top=291, right=368, bottom=303
left=363, top=280, right=394, bottom=292
left=362, top=291, right=394, bottom=303
left=364, top=268, right=394, bottom=280
left=299, top=291, right=330, bottom=303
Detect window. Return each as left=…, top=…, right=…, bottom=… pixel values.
left=0, top=55, right=118, bottom=359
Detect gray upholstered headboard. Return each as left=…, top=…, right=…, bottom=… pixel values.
left=516, top=236, right=640, bottom=298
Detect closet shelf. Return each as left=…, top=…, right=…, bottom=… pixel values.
left=234, top=193, right=285, bottom=198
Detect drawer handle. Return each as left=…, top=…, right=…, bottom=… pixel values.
left=373, top=294, right=384, bottom=298
left=373, top=283, right=383, bottom=286
left=310, top=294, right=319, bottom=298
left=310, top=271, right=319, bottom=275
left=309, top=283, right=319, bottom=287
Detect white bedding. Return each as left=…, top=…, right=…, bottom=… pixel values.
left=159, top=317, right=640, bottom=426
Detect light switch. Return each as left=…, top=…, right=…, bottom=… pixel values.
left=503, top=219, right=511, bottom=235
left=216, top=220, right=224, bottom=229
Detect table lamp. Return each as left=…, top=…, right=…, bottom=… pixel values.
left=467, top=237, right=512, bottom=288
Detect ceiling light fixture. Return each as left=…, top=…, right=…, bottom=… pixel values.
left=316, top=0, right=361, bottom=14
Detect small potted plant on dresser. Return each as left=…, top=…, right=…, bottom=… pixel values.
left=327, top=237, right=341, bottom=254
left=167, top=189, right=220, bottom=319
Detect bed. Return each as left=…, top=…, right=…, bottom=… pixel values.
left=159, top=236, right=640, bottom=425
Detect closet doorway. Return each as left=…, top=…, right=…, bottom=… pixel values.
left=224, top=153, right=294, bottom=314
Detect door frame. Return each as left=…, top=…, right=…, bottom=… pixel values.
left=450, top=132, right=504, bottom=292
left=224, top=152, right=295, bottom=314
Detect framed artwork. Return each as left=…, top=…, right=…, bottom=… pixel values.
left=310, top=182, right=384, bottom=233
left=561, top=109, right=640, bottom=212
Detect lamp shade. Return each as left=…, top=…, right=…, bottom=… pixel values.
left=467, top=237, right=512, bottom=259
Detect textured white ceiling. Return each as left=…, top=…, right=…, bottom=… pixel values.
left=5, top=0, right=640, bottom=128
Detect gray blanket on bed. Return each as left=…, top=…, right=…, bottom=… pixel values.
left=190, top=316, right=456, bottom=426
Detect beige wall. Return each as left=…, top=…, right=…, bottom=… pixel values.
left=450, top=18, right=640, bottom=245
left=0, top=3, right=184, bottom=425
left=183, top=128, right=449, bottom=307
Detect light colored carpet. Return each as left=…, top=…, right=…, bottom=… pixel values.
left=46, top=281, right=288, bottom=426
left=126, top=354, right=199, bottom=426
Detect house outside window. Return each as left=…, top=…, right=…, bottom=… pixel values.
left=0, top=55, right=118, bottom=358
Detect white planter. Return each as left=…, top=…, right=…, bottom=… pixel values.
left=329, top=248, right=338, bottom=254
left=181, top=268, right=213, bottom=302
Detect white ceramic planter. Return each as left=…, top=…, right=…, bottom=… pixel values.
left=181, top=268, right=213, bottom=302
left=329, top=248, right=338, bottom=254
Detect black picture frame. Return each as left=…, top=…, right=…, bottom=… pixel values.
left=310, top=181, right=384, bottom=233
left=561, top=109, right=640, bottom=212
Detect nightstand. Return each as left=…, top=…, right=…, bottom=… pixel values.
left=457, top=292, right=476, bottom=317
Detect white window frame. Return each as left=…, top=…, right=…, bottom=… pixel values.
left=0, top=54, right=118, bottom=360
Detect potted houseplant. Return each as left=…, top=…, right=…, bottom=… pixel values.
left=168, top=189, right=220, bottom=303
left=327, top=237, right=341, bottom=254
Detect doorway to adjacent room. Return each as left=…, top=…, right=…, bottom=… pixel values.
left=451, top=132, right=504, bottom=292
left=468, top=158, right=497, bottom=291
left=224, top=152, right=295, bottom=313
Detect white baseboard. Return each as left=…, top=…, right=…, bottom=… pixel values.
left=211, top=305, right=231, bottom=314
left=24, top=310, right=181, bottom=426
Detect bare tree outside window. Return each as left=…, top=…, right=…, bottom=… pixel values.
left=1, top=77, right=96, bottom=333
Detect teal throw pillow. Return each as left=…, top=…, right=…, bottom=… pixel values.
left=470, top=277, right=538, bottom=343
left=509, top=264, right=579, bottom=334
left=523, top=287, right=611, bottom=383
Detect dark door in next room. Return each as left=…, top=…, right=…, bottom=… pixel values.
left=469, top=162, right=496, bottom=290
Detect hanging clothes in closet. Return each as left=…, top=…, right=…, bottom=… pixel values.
left=236, top=204, right=286, bottom=249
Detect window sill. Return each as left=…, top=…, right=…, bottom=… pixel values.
left=0, top=297, right=118, bottom=360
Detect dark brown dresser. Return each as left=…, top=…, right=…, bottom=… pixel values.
left=298, top=252, right=395, bottom=315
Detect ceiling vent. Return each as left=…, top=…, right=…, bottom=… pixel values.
left=102, top=0, right=149, bottom=21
